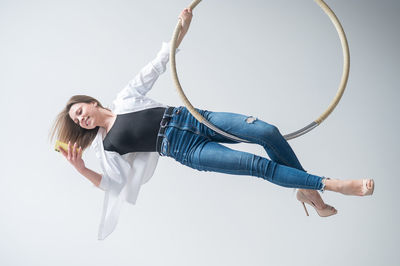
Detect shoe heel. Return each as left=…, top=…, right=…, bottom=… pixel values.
left=296, top=189, right=337, bottom=217
left=301, top=201, right=309, bottom=216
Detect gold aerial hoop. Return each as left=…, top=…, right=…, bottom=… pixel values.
left=170, top=0, right=350, bottom=142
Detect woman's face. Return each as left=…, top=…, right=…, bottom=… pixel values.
left=69, top=102, right=99, bottom=130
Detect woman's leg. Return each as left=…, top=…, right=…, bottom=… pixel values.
left=202, top=110, right=305, bottom=171
left=200, top=110, right=373, bottom=197
left=201, top=109, right=331, bottom=207
left=183, top=137, right=324, bottom=190
left=162, top=107, right=324, bottom=190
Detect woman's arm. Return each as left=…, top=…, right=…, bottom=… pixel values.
left=114, top=8, right=193, bottom=101
left=77, top=167, right=102, bottom=188
left=59, top=141, right=102, bottom=188
left=175, top=8, right=193, bottom=48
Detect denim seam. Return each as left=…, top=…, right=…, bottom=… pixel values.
left=188, top=162, right=319, bottom=190
left=188, top=162, right=251, bottom=175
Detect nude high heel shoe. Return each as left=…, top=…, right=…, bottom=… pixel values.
left=296, top=190, right=337, bottom=217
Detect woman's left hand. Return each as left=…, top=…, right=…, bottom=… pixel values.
left=178, top=8, right=193, bottom=33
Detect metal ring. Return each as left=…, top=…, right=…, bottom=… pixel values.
left=170, top=0, right=350, bottom=141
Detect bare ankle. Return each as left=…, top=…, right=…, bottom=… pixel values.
left=324, top=179, right=341, bottom=192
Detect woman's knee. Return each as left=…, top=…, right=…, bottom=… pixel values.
left=259, top=123, right=281, bottom=139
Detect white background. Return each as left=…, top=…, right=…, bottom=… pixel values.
left=1, top=0, right=399, bottom=265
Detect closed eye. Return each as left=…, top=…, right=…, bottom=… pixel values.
left=74, top=108, right=82, bottom=125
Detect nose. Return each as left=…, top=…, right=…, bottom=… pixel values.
left=79, top=116, right=85, bottom=126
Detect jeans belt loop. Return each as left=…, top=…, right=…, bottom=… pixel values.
left=156, top=106, right=175, bottom=155
left=160, top=118, right=169, bottom=128
left=160, top=106, right=174, bottom=127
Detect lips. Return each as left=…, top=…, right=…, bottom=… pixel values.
left=81, top=117, right=89, bottom=127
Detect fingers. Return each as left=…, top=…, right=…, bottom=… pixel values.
left=65, top=141, right=81, bottom=161
left=78, top=146, right=83, bottom=158
left=178, top=8, right=193, bottom=29
left=59, top=146, right=67, bottom=157
left=179, top=7, right=193, bottom=19
left=184, top=7, right=192, bottom=16
left=67, top=141, right=72, bottom=160
left=72, top=142, right=77, bottom=160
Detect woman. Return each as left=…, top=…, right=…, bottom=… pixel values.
left=49, top=8, right=374, bottom=240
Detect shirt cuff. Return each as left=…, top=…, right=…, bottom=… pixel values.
left=98, top=174, right=109, bottom=191
left=160, top=40, right=181, bottom=56
left=151, top=41, right=181, bottom=75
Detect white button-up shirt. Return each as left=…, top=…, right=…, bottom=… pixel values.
left=90, top=41, right=180, bottom=240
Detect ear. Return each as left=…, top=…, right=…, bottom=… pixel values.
left=92, top=101, right=98, bottom=107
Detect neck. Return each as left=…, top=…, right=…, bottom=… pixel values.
left=98, top=108, right=116, bottom=131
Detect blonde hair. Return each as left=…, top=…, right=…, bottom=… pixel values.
left=48, top=95, right=111, bottom=151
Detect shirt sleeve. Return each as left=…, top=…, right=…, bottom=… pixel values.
left=115, top=41, right=181, bottom=100
left=97, top=151, right=131, bottom=195
left=98, top=174, right=110, bottom=191
left=98, top=173, right=123, bottom=194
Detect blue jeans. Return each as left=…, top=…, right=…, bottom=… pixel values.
left=159, top=106, right=325, bottom=190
